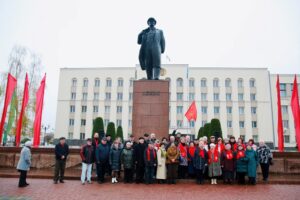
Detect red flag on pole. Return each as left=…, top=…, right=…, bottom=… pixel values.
left=291, top=75, right=300, bottom=152
left=15, top=73, right=29, bottom=147
left=33, top=74, right=46, bottom=147
left=185, top=101, right=197, bottom=121
left=0, top=73, right=17, bottom=144
left=276, top=75, right=284, bottom=152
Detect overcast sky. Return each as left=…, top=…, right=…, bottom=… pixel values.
left=0, top=0, right=300, bottom=129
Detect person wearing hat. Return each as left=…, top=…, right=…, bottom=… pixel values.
left=236, top=144, right=248, bottom=184
left=121, top=141, right=135, bottom=183
left=80, top=138, right=95, bottom=185
left=221, top=144, right=236, bottom=184
left=17, top=141, right=32, bottom=187
left=144, top=142, right=157, bottom=184
left=134, top=137, right=147, bottom=183
left=95, top=137, right=110, bottom=184
left=245, top=145, right=258, bottom=185
left=54, top=137, right=69, bottom=184
left=137, top=17, right=165, bottom=80
left=208, top=143, right=222, bottom=184
left=208, top=136, right=216, bottom=149
left=193, top=141, right=208, bottom=185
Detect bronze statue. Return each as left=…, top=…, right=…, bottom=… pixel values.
left=138, top=17, right=165, bottom=80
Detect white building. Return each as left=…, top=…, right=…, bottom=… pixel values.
left=55, top=64, right=300, bottom=148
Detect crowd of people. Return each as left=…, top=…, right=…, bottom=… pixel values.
left=78, top=132, right=273, bottom=186
left=16, top=132, right=273, bottom=187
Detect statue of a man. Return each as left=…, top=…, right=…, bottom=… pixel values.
left=138, top=17, right=165, bottom=80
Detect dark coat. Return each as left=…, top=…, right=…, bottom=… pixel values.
left=134, top=143, right=147, bottom=166
left=246, top=148, right=258, bottom=177
left=55, top=143, right=69, bottom=161
left=80, top=144, right=94, bottom=164
left=96, top=143, right=110, bottom=163
left=144, top=148, right=157, bottom=167
left=109, top=146, right=122, bottom=171
left=121, top=148, right=134, bottom=169
left=193, top=148, right=208, bottom=171
left=236, top=153, right=248, bottom=173
left=221, top=151, right=236, bottom=172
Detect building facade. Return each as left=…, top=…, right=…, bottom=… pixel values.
left=55, top=64, right=300, bottom=148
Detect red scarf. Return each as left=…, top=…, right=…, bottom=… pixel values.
left=147, top=148, right=156, bottom=161
left=208, top=149, right=219, bottom=164
left=216, top=143, right=225, bottom=153
left=94, top=138, right=99, bottom=147
left=199, top=149, right=205, bottom=158
left=236, top=150, right=245, bottom=159
left=225, top=150, right=233, bottom=160
left=179, top=143, right=187, bottom=158
left=188, top=146, right=196, bottom=158
left=188, top=146, right=195, bottom=161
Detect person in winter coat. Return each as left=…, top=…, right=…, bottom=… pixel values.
left=144, top=142, right=157, bottom=184
left=110, top=141, right=122, bottom=183
left=80, top=138, right=94, bottom=185
left=54, top=137, right=69, bottom=184
left=178, top=136, right=188, bottom=179
left=208, top=143, right=222, bottom=184
left=193, top=141, right=208, bottom=184
left=187, top=142, right=196, bottom=178
left=17, top=141, right=32, bottom=187
left=166, top=142, right=179, bottom=184
left=95, top=137, right=110, bottom=184
left=156, top=143, right=167, bottom=183
left=134, top=137, right=147, bottom=183
left=221, top=144, right=236, bottom=184
left=229, top=136, right=237, bottom=151
left=121, top=141, right=135, bottom=183
left=216, top=138, right=225, bottom=154
left=257, top=140, right=273, bottom=182
left=236, top=144, right=248, bottom=184
left=245, top=145, right=258, bottom=185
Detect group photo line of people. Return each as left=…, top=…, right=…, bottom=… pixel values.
left=16, top=132, right=273, bottom=187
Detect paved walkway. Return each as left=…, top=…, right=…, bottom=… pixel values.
left=0, top=178, right=300, bottom=200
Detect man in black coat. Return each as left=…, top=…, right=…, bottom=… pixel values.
left=134, top=137, right=147, bottom=183
left=95, top=137, right=110, bottom=183
left=54, top=137, right=69, bottom=184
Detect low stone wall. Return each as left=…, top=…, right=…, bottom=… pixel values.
left=1, top=147, right=300, bottom=174
left=0, top=147, right=82, bottom=169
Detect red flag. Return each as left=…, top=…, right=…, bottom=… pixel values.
left=15, top=74, right=29, bottom=147
left=291, top=75, right=300, bottom=152
left=276, top=75, right=284, bottom=152
left=0, top=73, right=17, bottom=144
left=185, top=101, right=197, bottom=121
left=33, top=74, right=46, bottom=147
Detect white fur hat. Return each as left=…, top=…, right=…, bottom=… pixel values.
left=210, top=143, right=216, bottom=148
left=25, top=141, right=32, bottom=147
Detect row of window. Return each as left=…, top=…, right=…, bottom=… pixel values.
left=177, top=78, right=256, bottom=88
left=72, top=77, right=256, bottom=88
left=69, top=118, right=125, bottom=128
left=72, top=78, right=134, bottom=88
left=70, top=105, right=133, bottom=114
left=176, top=106, right=257, bottom=115
left=71, top=92, right=133, bottom=101
left=70, top=91, right=256, bottom=101
left=279, top=83, right=300, bottom=97
left=183, top=92, right=256, bottom=101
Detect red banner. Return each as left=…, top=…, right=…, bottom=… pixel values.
left=15, top=73, right=29, bottom=147
left=33, top=74, right=46, bottom=147
left=0, top=73, right=17, bottom=144
left=276, top=75, right=284, bottom=152
left=291, top=75, right=300, bottom=152
left=185, top=101, right=197, bottom=122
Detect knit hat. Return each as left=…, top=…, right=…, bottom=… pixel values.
left=25, top=141, right=32, bottom=147
left=225, top=143, right=231, bottom=150
left=210, top=143, right=216, bottom=148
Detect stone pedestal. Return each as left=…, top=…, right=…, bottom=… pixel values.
left=132, top=80, right=169, bottom=140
